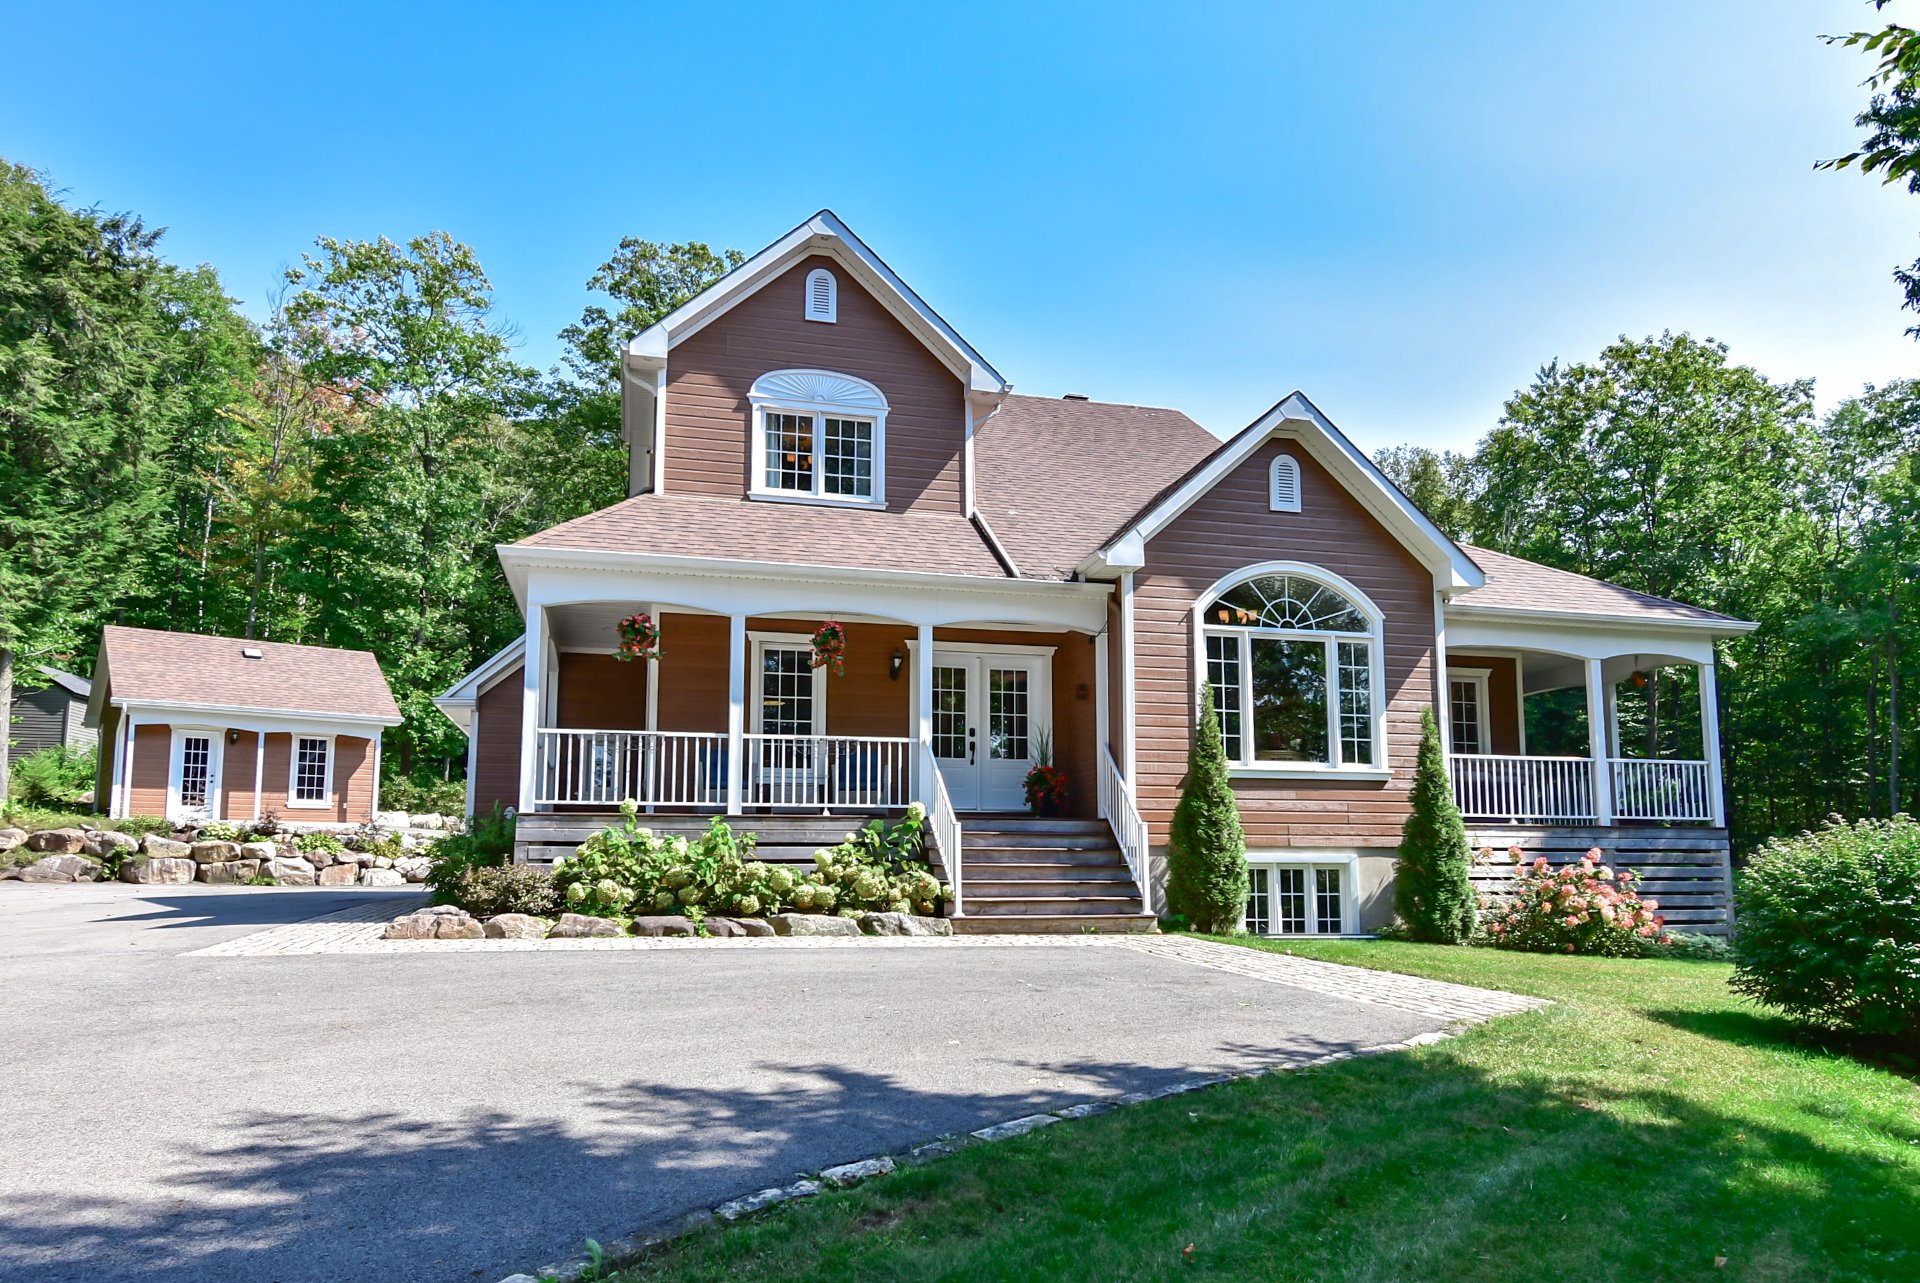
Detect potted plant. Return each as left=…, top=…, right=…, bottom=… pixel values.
left=614, top=612, right=661, bottom=662
left=1023, top=729, right=1069, bottom=816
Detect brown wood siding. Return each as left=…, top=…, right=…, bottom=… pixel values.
left=556, top=654, right=649, bottom=730
left=662, top=254, right=967, bottom=514
left=654, top=614, right=730, bottom=732
left=221, top=730, right=260, bottom=821
left=1134, top=439, right=1437, bottom=849
left=258, top=733, right=292, bottom=819
left=473, top=670, right=524, bottom=819
left=128, top=723, right=172, bottom=818
left=1447, top=653, right=1522, bottom=755
left=335, top=736, right=375, bottom=823
left=94, top=706, right=120, bottom=814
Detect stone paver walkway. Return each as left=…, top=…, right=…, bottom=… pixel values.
left=190, top=902, right=1544, bottom=1024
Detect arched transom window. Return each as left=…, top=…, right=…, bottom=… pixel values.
left=748, top=368, right=888, bottom=506
left=1200, top=568, right=1382, bottom=770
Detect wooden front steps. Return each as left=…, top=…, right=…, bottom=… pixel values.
left=952, top=817, right=1157, bottom=935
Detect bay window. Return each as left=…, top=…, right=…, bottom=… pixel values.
left=1199, top=568, right=1383, bottom=772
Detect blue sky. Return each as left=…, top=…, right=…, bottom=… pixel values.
left=5, top=1, right=1915, bottom=451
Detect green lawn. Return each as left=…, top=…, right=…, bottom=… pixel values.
left=599, top=940, right=1919, bottom=1283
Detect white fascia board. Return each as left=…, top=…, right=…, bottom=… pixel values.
left=111, top=701, right=399, bottom=738
left=622, top=211, right=1009, bottom=396
left=1446, top=602, right=1760, bottom=638
left=1090, top=392, right=1484, bottom=592
left=436, top=638, right=527, bottom=704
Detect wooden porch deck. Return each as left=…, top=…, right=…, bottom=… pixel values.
left=1466, top=824, right=1734, bottom=935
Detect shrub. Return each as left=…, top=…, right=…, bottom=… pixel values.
left=1166, top=683, right=1248, bottom=934
left=0, top=806, right=170, bottom=838
left=424, top=803, right=515, bottom=905
left=1394, top=708, right=1477, bottom=943
left=1482, top=847, right=1670, bottom=956
left=9, top=744, right=96, bottom=807
left=197, top=821, right=243, bottom=842
left=1648, top=931, right=1730, bottom=961
left=1732, top=815, right=1920, bottom=1043
left=295, top=831, right=346, bottom=857
left=446, top=863, right=558, bottom=917
left=380, top=774, right=468, bottom=818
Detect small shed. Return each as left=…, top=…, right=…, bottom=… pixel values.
left=7, top=666, right=95, bottom=764
left=85, top=626, right=403, bottom=825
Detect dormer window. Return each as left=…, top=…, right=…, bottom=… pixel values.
left=748, top=369, right=888, bottom=507
left=1270, top=453, right=1302, bottom=512
left=805, top=268, right=837, bottom=323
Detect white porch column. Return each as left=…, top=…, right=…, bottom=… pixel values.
left=1119, top=571, right=1138, bottom=783
left=517, top=604, right=545, bottom=814
left=915, top=623, right=934, bottom=796
left=1699, top=657, right=1726, bottom=827
left=1584, top=657, right=1613, bottom=825
left=1093, top=629, right=1110, bottom=769
left=253, top=731, right=266, bottom=823
left=725, top=613, right=746, bottom=815
left=117, top=715, right=135, bottom=820
left=1433, top=590, right=1452, bottom=758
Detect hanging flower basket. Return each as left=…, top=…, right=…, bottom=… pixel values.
left=614, top=612, right=661, bottom=663
left=810, top=620, right=848, bottom=676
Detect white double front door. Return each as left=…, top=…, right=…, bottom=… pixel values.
left=922, top=646, right=1050, bottom=812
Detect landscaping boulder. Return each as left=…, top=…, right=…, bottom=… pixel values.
left=121, top=856, right=197, bottom=885
left=0, top=827, right=27, bottom=853
left=190, top=840, right=241, bottom=865
left=629, top=915, right=698, bottom=937
left=394, top=856, right=431, bottom=883
left=383, top=906, right=484, bottom=940
left=239, top=840, right=277, bottom=863
left=359, top=868, right=406, bottom=887
left=26, top=829, right=88, bottom=855
left=265, top=856, right=316, bottom=886
left=19, top=854, right=98, bottom=882
left=197, top=861, right=248, bottom=885
left=373, top=810, right=410, bottom=829
left=316, top=862, right=359, bottom=886
left=734, top=917, right=776, bottom=937
left=483, top=914, right=548, bottom=940
left=770, top=913, right=863, bottom=937
left=142, top=834, right=191, bottom=860
left=703, top=917, right=745, bottom=937
left=858, top=912, right=952, bottom=938
left=83, top=830, right=140, bottom=859
left=301, top=848, right=339, bottom=868
left=547, top=913, right=624, bottom=939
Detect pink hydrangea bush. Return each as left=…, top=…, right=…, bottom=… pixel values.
left=1480, top=846, right=1670, bottom=956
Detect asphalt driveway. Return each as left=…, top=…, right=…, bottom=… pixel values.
left=0, top=882, right=1450, bottom=1283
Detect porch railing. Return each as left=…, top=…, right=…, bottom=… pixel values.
left=1097, top=746, right=1151, bottom=908
left=741, top=734, right=916, bottom=809
left=1609, top=757, right=1714, bottom=822
left=1450, top=754, right=1598, bottom=824
left=918, top=742, right=964, bottom=916
left=533, top=729, right=728, bottom=809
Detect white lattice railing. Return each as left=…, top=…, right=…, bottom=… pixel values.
left=1098, top=746, right=1151, bottom=903
left=741, top=734, right=916, bottom=810
left=1609, top=757, right=1714, bottom=822
left=918, top=742, right=964, bottom=916
left=534, top=729, right=727, bottom=808
left=1450, top=754, right=1598, bottom=824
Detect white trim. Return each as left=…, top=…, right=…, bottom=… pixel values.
left=804, top=267, right=837, bottom=323
left=517, top=606, right=544, bottom=814
left=1432, top=589, right=1452, bottom=758
left=1446, top=601, right=1758, bottom=636
left=726, top=614, right=746, bottom=815
left=1445, top=667, right=1493, bottom=757
left=1699, top=655, right=1726, bottom=827
left=624, top=210, right=1008, bottom=396
left=1514, top=653, right=1529, bottom=755
left=904, top=639, right=1057, bottom=659
left=285, top=733, right=336, bottom=810
left=1268, top=453, right=1301, bottom=513
left=1190, top=561, right=1389, bottom=777
left=748, top=632, right=829, bottom=736
left=116, top=712, right=135, bottom=819
left=1244, top=851, right=1362, bottom=937
left=1120, top=571, right=1138, bottom=784
left=252, top=731, right=266, bottom=823
left=1093, top=393, right=1482, bottom=591
left=167, top=726, right=224, bottom=823
left=104, top=697, right=399, bottom=731
left=749, top=369, right=888, bottom=508
left=1584, top=658, right=1613, bottom=825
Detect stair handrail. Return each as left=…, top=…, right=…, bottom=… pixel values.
left=918, top=742, right=964, bottom=917
left=1098, top=745, right=1151, bottom=912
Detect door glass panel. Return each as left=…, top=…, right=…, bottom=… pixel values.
left=932, top=665, right=968, bottom=760
left=1250, top=638, right=1328, bottom=763
left=1315, top=867, right=1344, bottom=934
left=1275, top=867, right=1308, bottom=934
left=1245, top=867, right=1271, bottom=935
left=987, top=668, right=1029, bottom=761
left=760, top=648, right=814, bottom=736
left=179, top=736, right=211, bottom=812
left=1449, top=679, right=1483, bottom=755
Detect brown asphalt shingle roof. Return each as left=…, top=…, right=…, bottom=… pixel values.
left=972, top=395, right=1222, bottom=580
left=515, top=491, right=1011, bottom=580
left=1456, top=545, right=1748, bottom=626
left=100, top=626, right=402, bottom=721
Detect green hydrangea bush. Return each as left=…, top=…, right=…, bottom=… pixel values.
left=551, top=801, right=950, bottom=921
left=1733, top=815, right=1920, bottom=1043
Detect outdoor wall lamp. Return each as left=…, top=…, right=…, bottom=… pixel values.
left=889, top=647, right=905, bottom=681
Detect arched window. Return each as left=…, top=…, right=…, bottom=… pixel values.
left=1199, top=567, right=1382, bottom=770
left=748, top=368, right=888, bottom=505
left=805, top=268, right=837, bottom=323
left=1269, top=453, right=1301, bottom=512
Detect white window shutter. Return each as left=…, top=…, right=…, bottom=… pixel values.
left=1270, top=454, right=1301, bottom=512
left=805, top=268, right=837, bottom=323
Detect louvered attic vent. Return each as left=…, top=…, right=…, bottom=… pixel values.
left=1270, top=454, right=1302, bottom=513
left=805, top=268, right=837, bottom=323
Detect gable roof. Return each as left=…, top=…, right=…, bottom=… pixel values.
left=35, top=666, right=90, bottom=700
left=973, top=395, right=1221, bottom=581
left=625, top=210, right=1008, bottom=396
left=1452, top=545, right=1757, bottom=632
left=1088, top=391, right=1485, bottom=591
left=89, top=626, right=402, bottom=725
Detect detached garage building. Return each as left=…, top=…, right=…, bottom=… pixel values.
left=87, top=626, right=402, bottom=825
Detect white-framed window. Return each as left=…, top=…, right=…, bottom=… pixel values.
left=747, top=368, right=888, bottom=507
left=288, top=735, right=333, bottom=808
left=1245, top=858, right=1354, bottom=936
left=1448, top=668, right=1492, bottom=756
left=1269, top=453, right=1302, bottom=512
left=1197, top=564, right=1386, bottom=775
left=804, top=267, right=837, bottom=323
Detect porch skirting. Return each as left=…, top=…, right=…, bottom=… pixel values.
left=1466, top=825, right=1733, bottom=935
